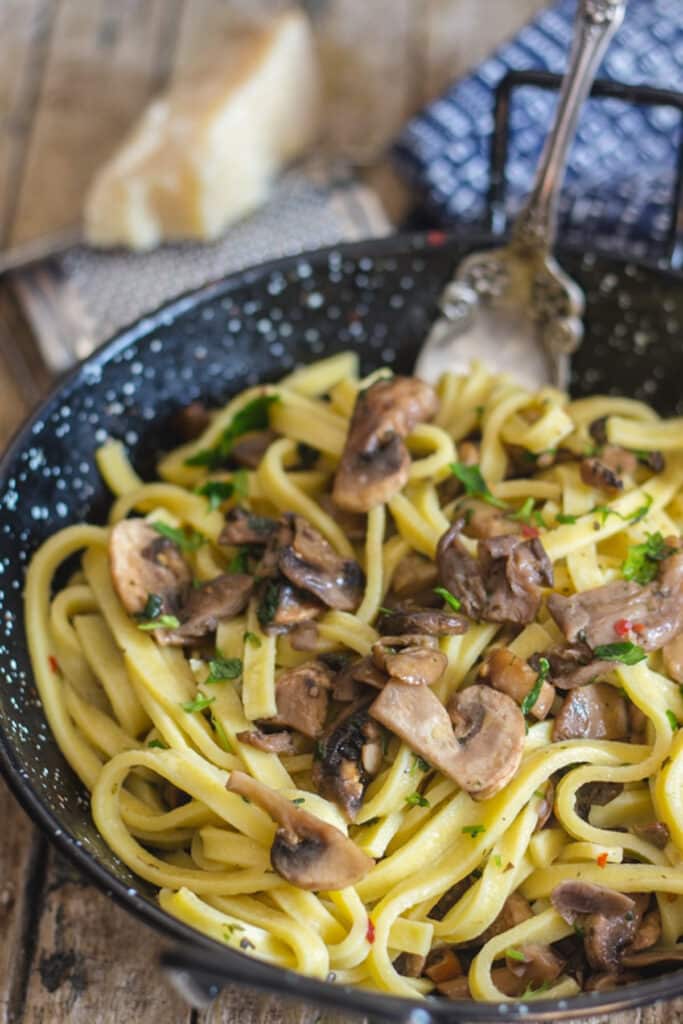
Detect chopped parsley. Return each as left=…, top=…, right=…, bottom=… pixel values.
left=228, top=546, right=251, bottom=574
left=205, top=656, right=243, bottom=683
left=521, top=657, right=550, bottom=717
left=142, top=593, right=163, bottom=620
left=630, top=492, right=654, bottom=525
left=414, top=755, right=431, bottom=773
left=185, top=394, right=279, bottom=468
left=147, top=739, right=168, bottom=750
left=196, top=480, right=236, bottom=510
left=493, top=854, right=502, bottom=868
left=138, top=614, right=180, bottom=631
left=151, top=520, right=205, bottom=552
left=222, top=923, right=244, bottom=939
left=405, top=792, right=430, bottom=808
left=449, top=462, right=507, bottom=509
left=666, top=709, right=679, bottom=732
left=521, top=980, right=550, bottom=1000
left=593, top=642, right=647, bottom=665
left=462, top=824, right=486, bottom=838
left=257, top=580, right=280, bottom=627
left=291, top=797, right=306, bottom=806
left=211, top=714, right=233, bottom=752
left=243, top=630, right=262, bottom=648
left=181, top=692, right=215, bottom=713
left=433, top=586, right=462, bottom=612
left=510, top=497, right=535, bottom=523
left=622, top=531, right=675, bottom=585
left=556, top=512, right=578, bottom=525
left=505, top=947, right=527, bottom=963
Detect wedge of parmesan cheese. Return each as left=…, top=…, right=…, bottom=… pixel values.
left=84, top=10, right=319, bottom=251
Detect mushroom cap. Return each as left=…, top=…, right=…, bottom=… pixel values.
left=312, top=700, right=383, bottom=820
left=378, top=608, right=468, bottom=637
left=226, top=771, right=373, bottom=891
left=278, top=515, right=365, bottom=611
left=161, top=573, right=253, bottom=645
left=109, top=518, right=191, bottom=617
left=552, top=683, right=629, bottom=742
left=551, top=880, right=635, bottom=925
left=371, top=636, right=447, bottom=686
left=265, top=660, right=332, bottom=739
left=219, top=507, right=278, bottom=546
left=332, top=376, right=438, bottom=513
left=446, top=684, right=526, bottom=800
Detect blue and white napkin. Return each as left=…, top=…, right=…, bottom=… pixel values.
left=393, top=0, right=683, bottom=262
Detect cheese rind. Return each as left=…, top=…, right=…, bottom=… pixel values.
left=84, top=11, right=320, bottom=251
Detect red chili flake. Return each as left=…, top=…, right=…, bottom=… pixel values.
left=426, top=230, right=447, bottom=246
left=366, top=919, right=376, bottom=944
left=614, top=619, right=632, bottom=638
left=521, top=524, right=540, bottom=539
left=596, top=852, right=608, bottom=868
left=48, top=655, right=62, bottom=676
left=632, top=622, right=645, bottom=635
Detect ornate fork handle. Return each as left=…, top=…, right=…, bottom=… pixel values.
left=512, top=0, right=627, bottom=253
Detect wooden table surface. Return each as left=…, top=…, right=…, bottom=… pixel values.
left=2, top=2, right=683, bottom=1022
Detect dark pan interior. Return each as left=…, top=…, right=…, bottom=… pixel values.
left=1, top=231, right=682, bottom=1023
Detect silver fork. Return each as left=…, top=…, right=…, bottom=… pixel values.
left=415, top=0, right=627, bottom=392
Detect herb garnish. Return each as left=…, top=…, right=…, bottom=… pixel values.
left=243, top=630, right=262, bottom=648
left=147, top=739, right=168, bottom=750
left=196, top=480, right=236, bottom=510
left=593, top=642, right=647, bottom=665
left=138, top=614, right=180, bottom=631
left=521, top=657, right=550, bottom=717
left=433, top=586, right=462, bottom=612
left=228, top=546, right=251, bottom=574
left=505, top=947, right=527, bottom=963
left=510, top=497, right=535, bottom=523
left=142, top=593, right=163, bottom=620
left=666, top=709, right=678, bottom=732
left=622, top=531, right=675, bottom=585
left=405, top=792, right=430, bottom=808
left=151, top=520, right=205, bottom=552
left=291, top=797, right=306, bottom=806
left=205, top=656, right=243, bottom=683
left=521, top=980, right=550, bottom=1000
left=449, top=462, right=507, bottom=510
left=556, top=512, right=578, bottom=525
left=414, top=756, right=431, bottom=773
left=212, top=714, right=233, bottom=752
left=185, top=394, right=279, bottom=468
left=181, top=692, right=215, bottom=713
left=257, top=580, right=280, bottom=627
left=462, top=824, right=486, bottom=838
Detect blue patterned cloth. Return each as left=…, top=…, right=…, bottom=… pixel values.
left=393, top=0, right=683, bottom=262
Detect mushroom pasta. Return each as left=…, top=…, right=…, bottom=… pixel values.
left=25, top=352, right=683, bottom=1002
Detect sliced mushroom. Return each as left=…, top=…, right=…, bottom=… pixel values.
left=627, top=909, right=661, bottom=953
left=547, top=552, right=683, bottom=653
left=622, top=946, right=683, bottom=969
left=288, top=621, right=320, bottom=652
left=584, top=912, right=639, bottom=974
left=161, top=573, right=253, bottom=645
left=236, top=729, right=296, bottom=754
left=226, top=770, right=373, bottom=890
left=424, top=946, right=464, bottom=985
left=378, top=608, right=468, bottom=637
left=369, top=681, right=525, bottom=800
left=264, top=660, right=333, bottom=739
left=312, top=701, right=384, bottom=820
left=256, top=579, right=322, bottom=635
left=552, top=683, right=629, bottom=742
left=393, top=952, right=427, bottom=978
left=109, top=518, right=191, bottom=616
left=278, top=515, right=365, bottom=611
left=631, top=821, right=670, bottom=850
left=537, top=643, right=616, bottom=690
left=505, top=943, right=565, bottom=989
left=330, top=655, right=386, bottom=702
left=372, top=635, right=447, bottom=686
left=434, top=976, right=471, bottom=1000
left=219, top=507, right=278, bottom=546
left=574, top=781, right=623, bottom=821
left=319, top=494, right=367, bottom=543
left=476, top=892, right=534, bottom=944
left=332, top=376, right=439, bottom=512
left=390, top=552, right=439, bottom=601
left=437, top=521, right=553, bottom=626
left=230, top=429, right=277, bottom=468
left=480, top=647, right=554, bottom=720
left=535, top=779, right=555, bottom=832
left=584, top=971, right=641, bottom=991
left=551, top=881, right=636, bottom=925
left=580, top=446, right=637, bottom=492
left=460, top=498, right=519, bottom=540
left=663, top=633, right=683, bottom=683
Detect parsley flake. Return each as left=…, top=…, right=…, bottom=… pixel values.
left=142, top=593, right=163, bottom=619
left=185, top=394, right=279, bottom=468
left=243, top=630, right=262, bottom=649
left=196, top=480, right=236, bottom=510
left=138, top=614, right=180, bottom=631
left=593, top=642, right=647, bottom=665
left=147, top=739, right=168, bottom=750
left=449, top=462, right=507, bottom=509
left=151, top=520, right=205, bottom=552
left=405, top=792, right=430, bottom=808
left=510, top=497, right=535, bottom=524
left=257, top=580, right=280, bottom=627
left=433, top=586, right=462, bottom=612
left=181, top=692, right=215, bottom=713
left=622, top=531, right=674, bottom=585
left=505, top=947, right=527, bottom=963
left=521, top=657, right=549, bottom=717
left=205, top=656, right=243, bottom=683
left=462, top=824, right=486, bottom=838
left=666, top=709, right=679, bottom=732
left=211, top=714, right=233, bottom=752
left=556, top=512, right=578, bottom=525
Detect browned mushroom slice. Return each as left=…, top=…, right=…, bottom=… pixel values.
left=393, top=952, right=426, bottom=978
left=424, top=946, right=464, bottom=985
left=257, top=579, right=322, bottom=635
left=574, top=781, right=623, bottom=820
left=551, top=881, right=636, bottom=925
left=547, top=552, right=683, bottom=653
left=312, top=701, right=383, bottom=820
left=378, top=608, right=468, bottom=637
left=264, top=660, right=333, bottom=739
left=332, top=376, right=439, bottom=513
left=539, top=643, right=616, bottom=690
left=278, top=515, right=365, bottom=611
left=580, top=446, right=637, bottom=492
left=229, top=429, right=278, bottom=468
left=552, top=683, right=629, bottom=742
left=329, top=655, right=387, bottom=702
left=627, top=909, right=661, bottom=953
left=253, top=516, right=296, bottom=579
left=585, top=971, right=641, bottom=992
left=319, top=495, right=367, bottom=543
left=622, top=946, right=683, bottom=969
left=480, top=648, right=554, bottom=720
left=226, top=771, right=373, bottom=890
left=369, top=681, right=525, bottom=800
left=371, top=635, right=447, bottom=686
left=236, top=728, right=296, bottom=754
left=631, top=821, right=670, bottom=849
left=476, top=892, right=534, bottom=944
left=437, top=521, right=553, bottom=626
left=109, top=518, right=192, bottom=616
left=161, top=573, right=253, bottom=645
left=505, top=943, right=565, bottom=989
left=288, top=621, right=320, bottom=652
left=219, top=507, right=278, bottom=546
left=460, top=498, right=520, bottom=540
left=663, top=633, right=683, bottom=683
left=390, top=552, right=439, bottom=601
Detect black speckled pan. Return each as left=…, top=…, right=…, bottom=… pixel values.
left=1, top=232, right=682, bottom=1023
